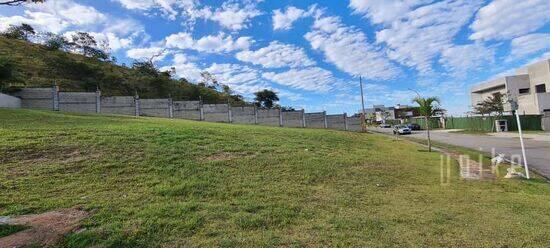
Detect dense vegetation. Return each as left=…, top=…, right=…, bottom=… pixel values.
left=1, top=109, right=549, bottom=247
left=0, top=36, right=245, bottom=104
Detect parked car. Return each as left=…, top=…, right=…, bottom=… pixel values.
left=406, top=123, right=421, bottom=130
left=379, top=123, right=392, bottom=128
left=393, top=125, right=412, bottom=135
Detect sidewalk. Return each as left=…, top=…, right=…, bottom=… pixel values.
left=487, top=131, right=550, bottom=142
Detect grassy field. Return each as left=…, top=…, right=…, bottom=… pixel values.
left=1, top=109, right=549, bottom=247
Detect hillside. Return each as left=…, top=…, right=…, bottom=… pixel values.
left=0, top=37, right=244, bottom=104
left=1, top=109, right=549, bottom=247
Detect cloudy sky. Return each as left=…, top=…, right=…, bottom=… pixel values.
left=1, top=0, right=549, bottom=114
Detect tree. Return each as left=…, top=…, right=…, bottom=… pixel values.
left=0, top=0, right=44, bottom=6
left=0, top=58, right=14, bottom=91
left=43, top=33, right=69, bottom=51
left=254, top=89, right=279, bottom=109
left=474, top=92, right=505, bottom=132
left=69, top=32, right=108, bottom=59
left=1, top=23, right=35, bottom=41
left=412, top=96, right=443, bottom=152
left=199, top=71, right=219, bottom=89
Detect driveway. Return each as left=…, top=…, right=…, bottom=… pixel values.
left=369, top=127, right=550, bottom=179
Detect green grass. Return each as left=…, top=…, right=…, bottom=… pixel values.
left=0, top=224, right=28, bottom=238
left=1, top=109, right=549, bottom=247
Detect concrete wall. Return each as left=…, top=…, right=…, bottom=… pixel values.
left=282, top=111, right=304, bottom=128
left=305, top=112, right=326, bottom=129
left=542, top=116, right=550, bottom=131
left=58, top=92, right=97, bottom=113
left=527, top=59, right=549, bottom=92
left=346, top=116, right=362, bottom=132
left=0, top=93, right=21, bottom=108
left=13, top=88, right=54, bottom=110
left=257, top=109, right=280, bottom=126
left=101, top=96, right=136, bottom=116
left=173, top=101, right=201, bottom=120
left=327, top=114, right=346, bottom=131
left=203, top=104, right=230, bottom=123
left=231, top=106, right=256, bottom=124
left=7, top=87, right=365, bottom=132
left=140, top=99, right=171, bottom=118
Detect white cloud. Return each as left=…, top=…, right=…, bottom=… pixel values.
left=304, top=15, right=398, bottom=79
left=375, top=0, right=483, bottom=73
left=0, top=0, right=106, bottom=33
left=469, top=0, right=550, bottom=41
left=349, top=0, right=432, bottom=24
left=207, top=2, right=262, bottom=31
left=262, top=67, right=335, bottom=92
left=205, top=63, right=269, bottom=95
left=114, top=0, right=198, bottom=20
left=83, top=32, right=134, bottom=52
left=509, top=33, right=550, bottom=60
left=164, top=32, right=195, bottom=49
left=272, top=6, right=308, bottom=31
left=439, top=43, right=495, bottom=76
left=126, top=47, right=168, bottom=61
left=0, top=0, right=144, bottom=54
left=196, top=34, right=252, bottom=53
left=115, top=0, right=262, bottom=31
left=236, top=41, right=315, bottom=68
left=165, top=32, right=252, bottom=53
left=161, top=53, right=203, bottom=82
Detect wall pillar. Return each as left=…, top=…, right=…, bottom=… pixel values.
left=168, top=98, right=174, bottom=118
left=199, top=101, right=204, bottom=121
left=344, top=113, right=348, bottom=131
left=52, top=84, right=59, bottom=111
left=323, top=111, right=328, bottom=129
left=228, top=103, right=232, bottom=123
left=95, top=88, right=101, bottom=113
left=254, top=106, right=258, bottom=124
left=279, top=109, right=283, bottom=127
left=134, top=95, right=140, bottom=117
left=302, top=109, right=306, bottom=128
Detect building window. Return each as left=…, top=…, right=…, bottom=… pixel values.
left=518, top=88, right=530, bottom=94
left=535, top=84, right=546, bottom=93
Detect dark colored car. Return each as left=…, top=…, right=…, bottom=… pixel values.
left=406, top=123, right=421, bottom=130
left=379, top=123, right=392, bottom=128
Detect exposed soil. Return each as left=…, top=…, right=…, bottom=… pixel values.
left=0, top=207, right=89, bottom=248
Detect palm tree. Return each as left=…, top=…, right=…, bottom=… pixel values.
left=412, top=96, right=442, bottom=152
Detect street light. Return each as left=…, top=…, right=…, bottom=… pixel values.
left=359, top=76, right=366, bottom=132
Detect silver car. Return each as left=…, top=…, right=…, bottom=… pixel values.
left=393, top=125, right=411, bottom=135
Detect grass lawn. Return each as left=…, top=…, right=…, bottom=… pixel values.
left=1, top=109, right=549, bottom=247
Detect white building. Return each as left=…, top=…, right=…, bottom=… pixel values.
left=471, top=59, right=550, bottom=116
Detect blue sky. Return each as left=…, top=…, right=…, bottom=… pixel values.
left=1, top=0, right=549, bottom=115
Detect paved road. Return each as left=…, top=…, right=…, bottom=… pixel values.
left=369, top=127, right=550, bottom=179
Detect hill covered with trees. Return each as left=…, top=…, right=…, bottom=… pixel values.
left=0, top=28, right=246, bottom=105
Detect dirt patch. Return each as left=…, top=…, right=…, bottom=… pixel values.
left=443, top=151, right=495, bottom=180
left=0, top=207, right=89, bottom=248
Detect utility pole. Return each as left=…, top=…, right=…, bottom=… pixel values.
left=359, top=76, right=367, bottom=132
left=508, top=95, right=530, bottom=179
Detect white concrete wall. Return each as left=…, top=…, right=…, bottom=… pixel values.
left=0, top=93, right=21, bottom=108
left=527, top=59, right=549, bottom=91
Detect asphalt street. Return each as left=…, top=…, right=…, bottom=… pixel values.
left=369, top=127, right=550, bottom=179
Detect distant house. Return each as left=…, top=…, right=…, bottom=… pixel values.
left=360, top=104, right=420, bottom=123
left=471, top=59, right=550, bottom=116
